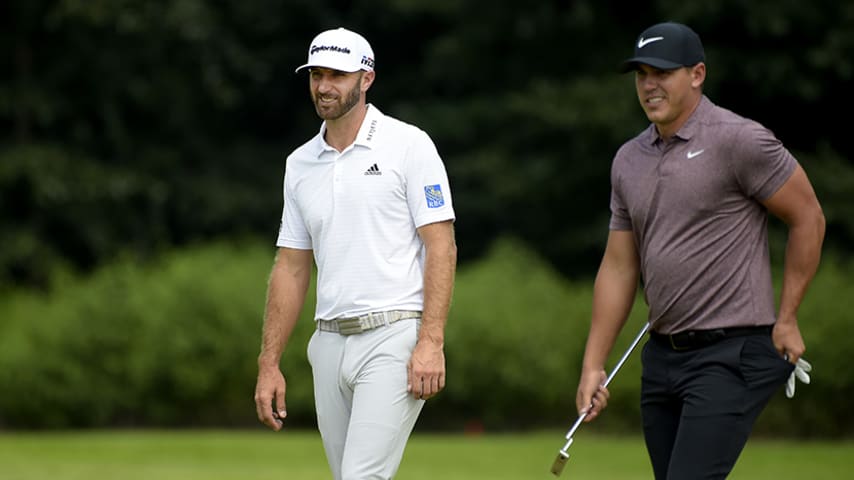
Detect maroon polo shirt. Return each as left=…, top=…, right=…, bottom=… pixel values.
left=610, top=95, right=797, bottom=334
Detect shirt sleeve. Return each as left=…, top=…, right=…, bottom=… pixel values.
left=609, top=189, right=633, bottom=230
left=732, top=122, right=797, bottom=201
left=276, top=166, right=313, bottom=249
left=404, top=129, right=456, bottom=228
left=609, top=154, right=633, bottom=231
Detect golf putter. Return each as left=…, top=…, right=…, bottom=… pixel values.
left=550, top=322, right=650, bottom=477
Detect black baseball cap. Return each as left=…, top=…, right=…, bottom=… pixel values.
left=620, top=22, right=705, bottom=73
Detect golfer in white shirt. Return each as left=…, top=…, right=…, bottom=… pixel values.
left=254, top=27, right=457, bottom=480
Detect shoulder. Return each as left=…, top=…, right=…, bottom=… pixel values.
left=691, top=98, right=786, bottom=159
left=698, top=98, right=767, bottom=138
left=614, top=125, right=655, bottom=163
left=365, top=106, right=440, bottom=162
left=287, top=132, right=323, bottom=163
left=284, top=132, right=325, bottom=185
left=379, top=113, right=434, bottom=145
left=713, top=106, right=780, bottom=154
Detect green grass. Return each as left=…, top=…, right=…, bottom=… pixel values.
left=0, top=429, right=851, bottom=479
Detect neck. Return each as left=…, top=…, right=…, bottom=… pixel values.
left=657, top=94, right=702, bottom=140
left=324, top=103, right=369, bottom=152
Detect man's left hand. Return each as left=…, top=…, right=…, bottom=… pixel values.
left=407, top=338, right=446, bottom=400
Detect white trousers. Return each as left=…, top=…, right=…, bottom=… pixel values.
left=307, top=318, right=424, bottom=480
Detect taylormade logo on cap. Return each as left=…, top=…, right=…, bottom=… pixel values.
left=310, top=45, right=351, bottom=55
left=295, top=27, right=375, bottom=73
left=620, top=22, right=705, bottom=72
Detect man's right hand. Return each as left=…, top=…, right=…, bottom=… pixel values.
left=576, top=368, right=609, bottom=423
left=255, top=365, right=288, bottom=431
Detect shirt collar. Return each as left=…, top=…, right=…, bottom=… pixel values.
left=353, top=104, right=383, bottom=148
left=315, top=104, right=383, bottom=153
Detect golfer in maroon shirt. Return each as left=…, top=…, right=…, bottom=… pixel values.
left=575, top=22, right=825, bottom=479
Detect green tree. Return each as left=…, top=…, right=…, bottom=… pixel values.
left=2, top=0, right=852, bottom=288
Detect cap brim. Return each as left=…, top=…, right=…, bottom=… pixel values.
left=295, top=63, right=364, bottom=74
left=619, top=57, right=684, bottom=73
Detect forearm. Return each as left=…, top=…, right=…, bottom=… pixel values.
left=582, top=264, right=639, bottom=372
left=576, top=242, right=639, bottom=417
left=777, top=212, right=825, bottom=323
left=419, top=229, right=457, bottom=346
left=258, top=251, right=311, bottom=369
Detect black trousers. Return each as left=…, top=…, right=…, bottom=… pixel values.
left=640, top=332, right=794, bottom=479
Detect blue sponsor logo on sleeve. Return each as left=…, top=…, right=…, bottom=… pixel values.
left=424, top=184, right=445, bottom=208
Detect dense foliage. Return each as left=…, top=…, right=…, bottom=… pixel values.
left=1, top=239, right=850, bottom=437
left=2, top=0, right=853, bottom=289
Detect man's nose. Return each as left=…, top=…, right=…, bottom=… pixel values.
left=640, top=75, right=657, bottom=90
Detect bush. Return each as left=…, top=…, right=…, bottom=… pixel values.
left=420, top=237, right=648, bottom=432
left=756, top=258, right=854, bottom=437
left=0, top=237, right=851, bottom=438
left=0, top=240, right=300, bottom=428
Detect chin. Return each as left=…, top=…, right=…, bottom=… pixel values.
left=644, top=109, right=667, bottom=124
left=644, top=111, right=659, bottom=123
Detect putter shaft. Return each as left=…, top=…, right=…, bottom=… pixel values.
left=550, top=322, right=650, bottom=477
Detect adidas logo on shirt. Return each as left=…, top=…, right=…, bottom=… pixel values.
left=364, top=163, right=382, bottom=175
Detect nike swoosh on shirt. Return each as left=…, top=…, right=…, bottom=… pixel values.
left=638, top=36, right=664, bottom=48
left=686, top=149, right=705, bottom=159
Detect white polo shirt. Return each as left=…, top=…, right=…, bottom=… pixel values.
left=277, top=105, right=456, bottom=320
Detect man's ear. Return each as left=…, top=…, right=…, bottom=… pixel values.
left=361, top=70, right=376, bottom=92
left=691, top=62, right=706, bottom=88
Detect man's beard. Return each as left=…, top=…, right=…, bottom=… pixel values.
left=313, top=76, right=362, bottom=120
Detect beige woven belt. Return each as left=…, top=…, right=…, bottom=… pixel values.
left=317, top=310, right=422, bottom=335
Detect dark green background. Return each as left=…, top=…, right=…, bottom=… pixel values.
left=2, top=1, right=852, bottom=436
left=3, top=0, right=852, bottom=288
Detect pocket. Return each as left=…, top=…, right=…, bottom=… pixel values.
left=306, top=328, right=318, bottom=367
left=738, top=335, right=794, bottom=387
left=391, top=318, right=419, bottom=361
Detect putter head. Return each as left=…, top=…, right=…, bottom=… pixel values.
left=550, top=451, right=569, bottom=477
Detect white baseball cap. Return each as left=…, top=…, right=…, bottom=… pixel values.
left=295, top=28, right=375, bottom=73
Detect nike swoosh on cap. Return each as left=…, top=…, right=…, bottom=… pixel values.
left=638, top=36, right=664, bottom=48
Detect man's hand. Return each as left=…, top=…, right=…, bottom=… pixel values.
left=255, top=365, right=287, bottom=431
left=576, top=368, right=610, bottom=422
left=773, top=317, right=806, bottom=363
left=407, top=338, right=445, bottom=400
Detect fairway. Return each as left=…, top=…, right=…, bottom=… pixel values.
left=0, top=429, right=851, bottom=479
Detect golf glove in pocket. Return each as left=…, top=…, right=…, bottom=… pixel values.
left=785, top=357, right=812, bottom=398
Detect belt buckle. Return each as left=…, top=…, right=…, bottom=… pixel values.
left=669, top=332, right=693, bottom=351
left=337, top=317, right=363, bottom=335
